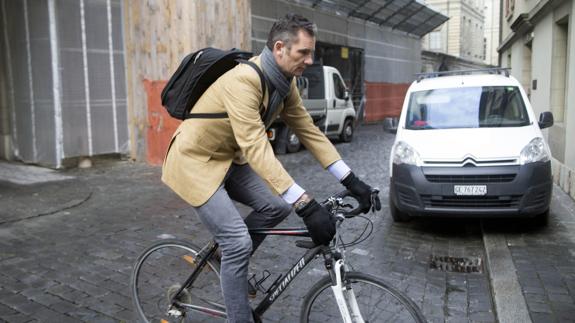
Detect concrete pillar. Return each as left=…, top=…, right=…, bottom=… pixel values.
left=122, top=0, right=251, bottom=163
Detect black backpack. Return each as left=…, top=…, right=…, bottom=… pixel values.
left=161, top=48, right=267, bottom=120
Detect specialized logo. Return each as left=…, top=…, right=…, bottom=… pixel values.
left=269, top=258, right=306, bottom=302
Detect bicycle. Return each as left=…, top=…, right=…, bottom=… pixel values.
left=130, top=189, right=427, bottom=322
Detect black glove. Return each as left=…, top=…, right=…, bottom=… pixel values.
left=341, top=172, right=381, bottom=214
left=296, top=199, right=336, bottom=246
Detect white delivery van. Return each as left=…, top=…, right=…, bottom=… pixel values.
left=389, top=68, right=554, bottom=222
left=268, top=64, right=357, bottom=153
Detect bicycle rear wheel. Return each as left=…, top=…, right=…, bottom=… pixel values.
left=130, top=239, right=225, bottom=322
left=300, top=272, right=426, bottom=323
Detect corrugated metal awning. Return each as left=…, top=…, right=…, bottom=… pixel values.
left=297, top=0, right=449, bottom=37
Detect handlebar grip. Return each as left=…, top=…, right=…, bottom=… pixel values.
left=323, top=188, right=381, bottom=218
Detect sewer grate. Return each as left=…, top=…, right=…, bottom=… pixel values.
left=429, top=255, right=483, bottom=273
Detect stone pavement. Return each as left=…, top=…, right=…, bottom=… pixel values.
left=0, top=124, right=574, bottom=322
left=483, top=187, right=575, bottom=323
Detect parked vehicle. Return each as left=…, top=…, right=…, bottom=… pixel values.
left=268, top=64, right=357, bottom=153
left=389, top=68, right=554, bottom=222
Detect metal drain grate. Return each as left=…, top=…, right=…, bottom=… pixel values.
left=429, top=255, right=483, bottom=273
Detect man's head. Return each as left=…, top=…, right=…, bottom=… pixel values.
left=266, top=14, right=316, bottom=77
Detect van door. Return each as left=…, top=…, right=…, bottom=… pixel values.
left=327, top=71, right=348, bottom=135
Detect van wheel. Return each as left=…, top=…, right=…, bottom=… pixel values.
left=340, top=119, right=354, bottom=142
left=286, top=128, right=301, bottom=153
left=389, top=188, right=411, bottom=222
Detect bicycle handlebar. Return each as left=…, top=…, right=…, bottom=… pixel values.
left=321, top=188, right=380, bottom=218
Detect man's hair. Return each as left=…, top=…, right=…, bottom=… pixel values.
left=266, top=14, right=316, bottom=50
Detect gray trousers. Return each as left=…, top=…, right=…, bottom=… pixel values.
left=193, top=163, right=292, bottom=323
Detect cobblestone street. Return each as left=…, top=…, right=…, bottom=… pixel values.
left=1, top=124, right=574, bottom=322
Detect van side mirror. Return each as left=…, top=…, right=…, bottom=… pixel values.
left=344, top=90, right=350, bottom=101
left=538, top=111, right=554, bottom=129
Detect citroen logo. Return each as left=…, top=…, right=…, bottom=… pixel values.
left=461, top=154, right=478, bottom=167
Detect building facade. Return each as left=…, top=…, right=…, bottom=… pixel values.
left=499, top=0, right=575, bottom=200
left=484, top=0, right=500, bottom=65
left=423, top=0, right=487, bottom=62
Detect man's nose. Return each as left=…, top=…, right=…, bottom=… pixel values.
left=304, top=55, right=313, bottom=65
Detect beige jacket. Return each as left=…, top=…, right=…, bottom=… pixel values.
left=161, top=56, right=342, bottom=206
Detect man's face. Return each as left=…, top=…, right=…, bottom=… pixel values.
left=273, top=30, right=315, bottom=77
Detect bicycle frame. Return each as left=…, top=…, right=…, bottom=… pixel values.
left=171, top=227, right=337, bottom=320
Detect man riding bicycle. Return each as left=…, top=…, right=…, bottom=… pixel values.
left=162, top=14, right=381, bottom=323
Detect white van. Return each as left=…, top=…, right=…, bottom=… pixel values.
left=388, top=69, right=554, bottom=222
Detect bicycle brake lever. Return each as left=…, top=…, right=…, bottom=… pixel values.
left=370, top=188, right=381, bottom=213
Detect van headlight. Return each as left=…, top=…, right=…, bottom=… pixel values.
left=519, top=137, right=550, bottom=165
left=393, top=141, right=422, bottom=166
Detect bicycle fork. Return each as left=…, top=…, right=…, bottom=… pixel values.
left=329, top=259, right=365, bottom=323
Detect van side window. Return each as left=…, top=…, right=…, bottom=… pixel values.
left=332, top=74, right=346, bottom=99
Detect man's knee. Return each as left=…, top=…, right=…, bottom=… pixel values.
left=223, top=233, right=253, bottom=258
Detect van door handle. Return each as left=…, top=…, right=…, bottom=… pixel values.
left=333, top=99, right=336, bottom=108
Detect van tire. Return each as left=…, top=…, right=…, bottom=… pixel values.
left=340, top=119, right=354, bottom=142
left=286, top=128, right=301, bottom=153
left=389, top=189, right=411, bottom=222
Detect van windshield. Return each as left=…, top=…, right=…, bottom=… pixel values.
left=405, top=86, right=531, bottom=130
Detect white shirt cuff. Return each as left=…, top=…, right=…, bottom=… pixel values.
left=328, top=160, right=351, bottom=181
left=281, top=183, right=306, bottom=204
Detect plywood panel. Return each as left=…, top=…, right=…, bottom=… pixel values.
left=123, top=0, right=251, bottom=162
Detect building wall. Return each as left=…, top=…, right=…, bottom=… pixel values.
left=0, top=0, right=128, bottom=168
left=424, top=0, right=486, bottom=63
left=123, top=0, right=251, bottom=164
left=460, top=0, right=486, bottom=61
left=500, top=0, right=575, bottom=199
left=251, top=0, right=422, bottom=122
left=0, top=4, right=10, bottom=160
left=484, top=0, right=500, bottom=65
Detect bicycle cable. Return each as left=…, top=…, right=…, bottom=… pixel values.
left=338, top=214, right=374, bottom=249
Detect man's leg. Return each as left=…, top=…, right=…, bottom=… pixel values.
left=225, top=164, right=293, bottom=252
left=193, top=184, right=254, bottom=323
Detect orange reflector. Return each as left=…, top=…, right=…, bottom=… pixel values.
left=183, top=255, right=196, bottom=265
left=267, top=131, right=273, bottom=138
left=161, top=320, right=169, bottom=323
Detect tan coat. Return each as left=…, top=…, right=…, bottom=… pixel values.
left=161, top=56, right=342, bottom=206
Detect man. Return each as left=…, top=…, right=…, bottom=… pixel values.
left=162, top=14, right=380, bottom=323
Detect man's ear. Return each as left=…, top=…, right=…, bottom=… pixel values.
left=274, top=41, right=285, bottom=56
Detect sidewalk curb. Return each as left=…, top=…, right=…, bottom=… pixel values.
left=482, top=222, right=532, bottom=323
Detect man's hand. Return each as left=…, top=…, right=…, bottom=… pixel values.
left=295, top=197, right=336, bottom=246
left=341, top=172, right=381, bottom=214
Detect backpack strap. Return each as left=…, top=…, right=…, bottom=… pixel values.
left=187, top=60, right=267, bottom=119
left=238, top=59, right=267, bottom=117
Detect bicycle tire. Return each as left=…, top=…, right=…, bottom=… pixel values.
left=130, top=239, right=224, bottom=323
left=300, top=272, right=426, bottom=323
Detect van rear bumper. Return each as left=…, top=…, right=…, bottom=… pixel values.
left=389, top=161, right=552, bottom=218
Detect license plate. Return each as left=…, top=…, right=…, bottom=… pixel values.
left=454, top=185, right=487, bottom=196
left=267, top=129, right=275, bottom=141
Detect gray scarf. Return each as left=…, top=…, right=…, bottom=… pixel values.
left=260, top=46, right=292, bottom=126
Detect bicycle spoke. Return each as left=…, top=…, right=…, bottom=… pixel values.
left=302, top=272, right=425, bottom=323
left=131, top=241, right=226, bottom=323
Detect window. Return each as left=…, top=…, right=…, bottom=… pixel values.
left=302, top=65, right=325, bottom=99
left=332, top=74, right=346, bottom=99
left=405, top=86, right=530, bottom=129
left=430, top=31, right=442, bottom=49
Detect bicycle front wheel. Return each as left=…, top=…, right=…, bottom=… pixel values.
left=130, top=239, right=225, bottom=322
left=300, top=272, right=426, bottom=323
